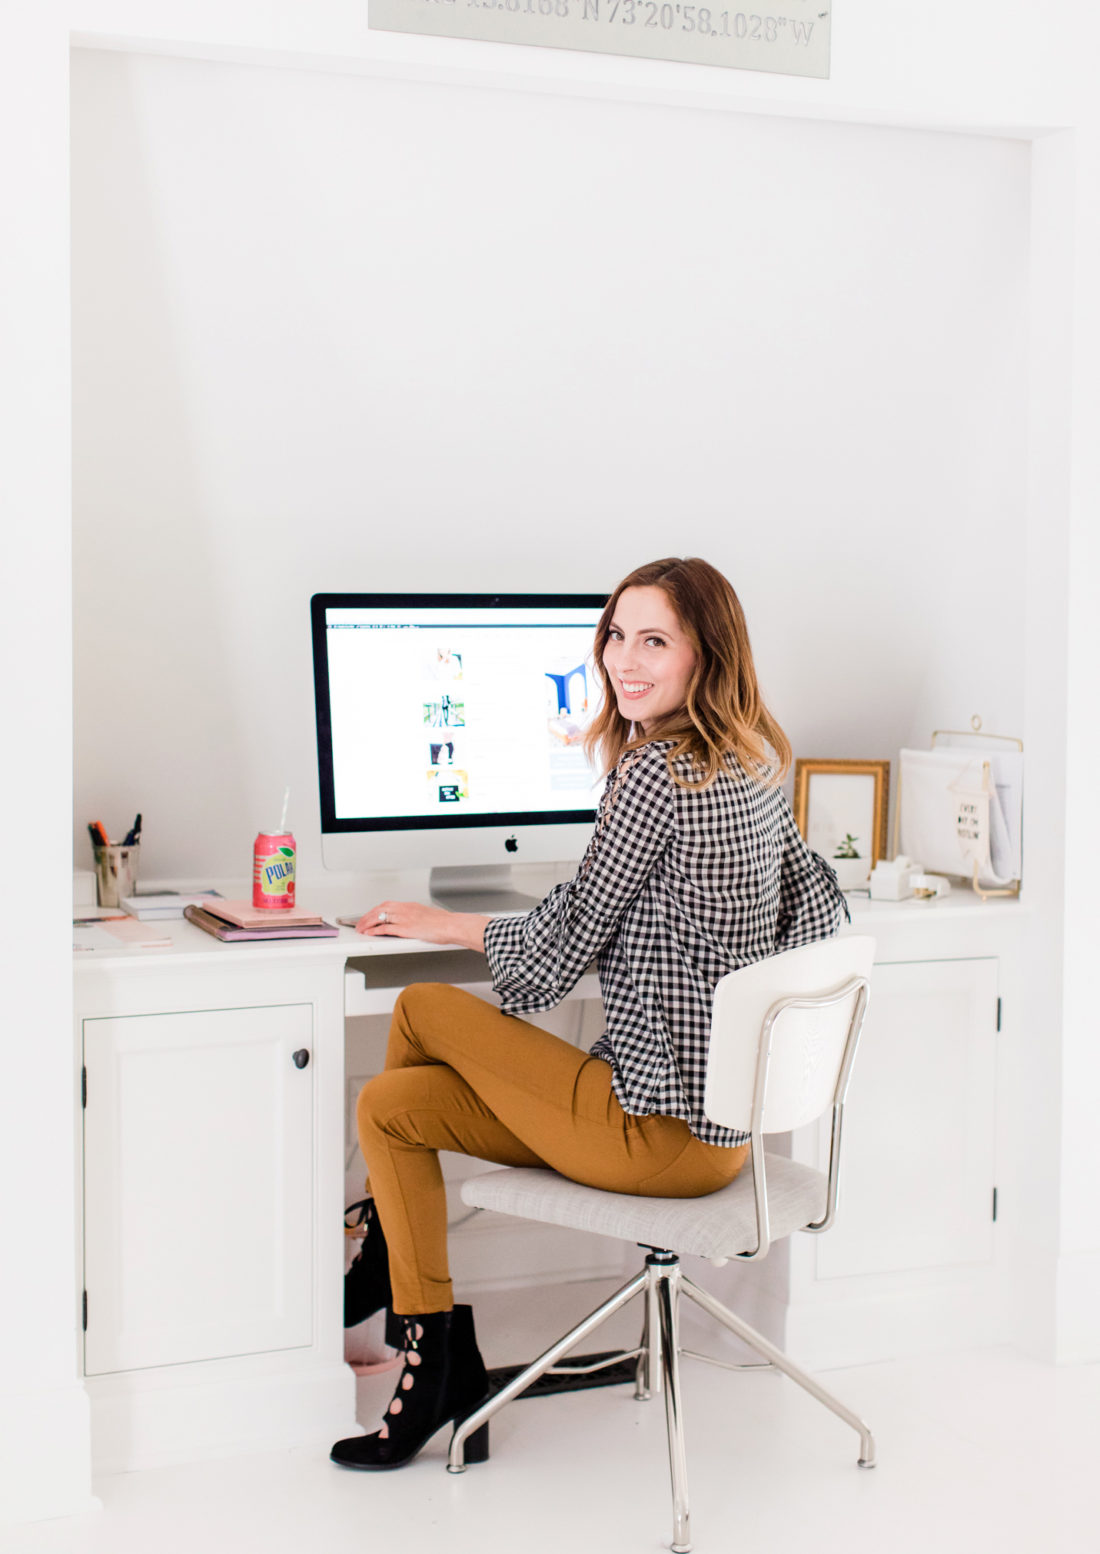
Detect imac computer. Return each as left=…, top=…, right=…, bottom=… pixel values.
left=310, top=593, right=608, bottom=911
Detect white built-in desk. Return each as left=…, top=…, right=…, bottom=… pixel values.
left=72, top=892, right=599, bottom=1473
left=72, top=888, right=1025, bottom=1473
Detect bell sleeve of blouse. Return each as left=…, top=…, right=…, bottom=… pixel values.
left=483, top=745, right=677, bottom=1014
left=774, top=811, right=850, bottom=951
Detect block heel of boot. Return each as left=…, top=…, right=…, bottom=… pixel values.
left=452, top=1417, right=490, bottom=1465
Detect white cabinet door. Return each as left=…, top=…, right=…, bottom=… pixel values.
left=83, top=1004, right=314, bottom=1375
left=813, top=958, right=999, bottom=1281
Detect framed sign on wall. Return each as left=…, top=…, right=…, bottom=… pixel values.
left=793, top=758, right=891, bottom=888
left=369, top=0, right=831, bottom=80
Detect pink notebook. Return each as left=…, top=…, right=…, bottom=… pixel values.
left=199, top=899, right=328, bottom=929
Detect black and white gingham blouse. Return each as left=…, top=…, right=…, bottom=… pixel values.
left=483, top=739, right=849, bottom=1147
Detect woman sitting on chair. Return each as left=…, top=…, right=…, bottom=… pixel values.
left=331, top=555, right=847, bottom=1473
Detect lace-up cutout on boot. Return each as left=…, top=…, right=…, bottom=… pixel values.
left=330, top=1305, right=491, bottom=1472
left=377, top=1321, right=423, bottom=1441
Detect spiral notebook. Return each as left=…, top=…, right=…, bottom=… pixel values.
left=184, top=905, right=338, bottom=941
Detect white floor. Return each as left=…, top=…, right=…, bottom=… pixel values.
left=7, top=1281, right=1100, bottom=1554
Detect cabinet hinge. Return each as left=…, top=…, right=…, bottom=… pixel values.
left=81, top=1067, right=87, bottom=1108
left=82, top=1290, right=88, bottom=1331
left=992, top=1188, right=998, bottom=1222
left=996, top=997, right=1002, bottom=1032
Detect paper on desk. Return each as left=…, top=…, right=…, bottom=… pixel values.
left=100, top=918, right=173, bottom=947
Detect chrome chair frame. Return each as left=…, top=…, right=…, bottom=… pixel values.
left=448, top=975, right=874, bottom=1554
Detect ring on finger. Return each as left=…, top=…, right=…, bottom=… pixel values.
left=378, top=910, right=388, bottom=924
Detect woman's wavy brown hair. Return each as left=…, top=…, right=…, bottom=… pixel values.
left=584, top=557, right=791, bottom=788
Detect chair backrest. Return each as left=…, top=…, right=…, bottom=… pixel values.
left=703, top=936, right=875, bottom=1136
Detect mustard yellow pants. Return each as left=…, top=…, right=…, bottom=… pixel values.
left=356, top=983, right=749, bottom=1315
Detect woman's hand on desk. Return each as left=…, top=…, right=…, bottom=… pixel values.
left=353, top=902, right=488, bottom=953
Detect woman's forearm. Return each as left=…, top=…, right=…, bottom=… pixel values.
left=450, top=913, right=490, bottom=953
left=352, top=902, right=490, bottom=950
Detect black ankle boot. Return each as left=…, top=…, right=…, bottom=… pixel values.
left=344, top=1198, right=394, bottom=1329
left=330, top=1304, right=491, bottom=1471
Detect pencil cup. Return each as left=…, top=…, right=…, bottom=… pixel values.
left=93, top=844, right=140, bottom=908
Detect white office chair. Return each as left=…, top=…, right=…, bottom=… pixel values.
left=448, top=935, right=876, bottom=1554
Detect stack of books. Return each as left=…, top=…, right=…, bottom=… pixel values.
left=183, top=899, right=339, bottom=941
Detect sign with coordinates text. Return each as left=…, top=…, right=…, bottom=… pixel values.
left=369, top=0, right=831, bottom=79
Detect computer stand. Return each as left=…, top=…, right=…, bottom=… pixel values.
left=429, top=865, right=542, bottom=915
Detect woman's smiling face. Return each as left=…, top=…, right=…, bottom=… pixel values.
left=602, top=585, right=697, bottom=732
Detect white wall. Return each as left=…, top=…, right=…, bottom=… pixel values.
left=70, top=48, right=1029, bottom=884
left=1054, top=114, right=1100, bottom=1361
left=0, top=7, right=96, bottom=1526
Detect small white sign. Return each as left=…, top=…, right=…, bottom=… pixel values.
left=369, top=0, right=831, bottom=80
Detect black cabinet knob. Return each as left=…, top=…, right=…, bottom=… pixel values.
left=292, top=1049, right=310, bottom=1069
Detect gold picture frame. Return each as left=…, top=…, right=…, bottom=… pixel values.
left=793, top=759, right=891, bottom=870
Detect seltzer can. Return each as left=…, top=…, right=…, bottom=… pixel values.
left=253, top=831, right=296, bottom=909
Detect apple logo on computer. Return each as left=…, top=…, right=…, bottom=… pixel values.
left=505, top=836, right=518, bottom=853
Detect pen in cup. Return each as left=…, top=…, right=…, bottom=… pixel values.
left=89, top=817, right=141, bottom=907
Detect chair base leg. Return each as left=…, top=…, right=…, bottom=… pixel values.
left=448, top=1268, right=647, bottom=1472
left=634, top=1263, right=664, bottom=1401
left=653, top=1255, right=691, bottom=1552
left=448, top=1254, right=875, bottom=1554
left=680, top=1274, right=876, bottom=1467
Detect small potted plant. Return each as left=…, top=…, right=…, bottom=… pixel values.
left=831, top=834, right=870, bottom=891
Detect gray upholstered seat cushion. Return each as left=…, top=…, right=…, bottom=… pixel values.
left=460, top=1154, right=827, bottom=1261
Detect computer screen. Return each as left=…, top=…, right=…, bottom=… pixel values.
left=311, top=593, right=608, bottom=905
